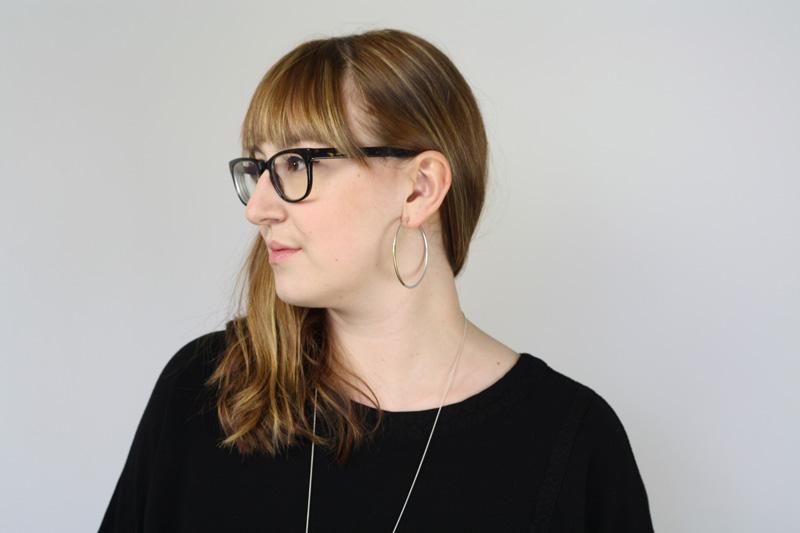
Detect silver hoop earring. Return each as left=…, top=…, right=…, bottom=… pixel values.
left=392, top=221, right=429, bottom=289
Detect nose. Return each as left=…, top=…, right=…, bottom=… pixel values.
left=244, top=170, right=288, bottom=226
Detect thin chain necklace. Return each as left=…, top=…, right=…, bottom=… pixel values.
left=304, top=311, right=469, bottom=533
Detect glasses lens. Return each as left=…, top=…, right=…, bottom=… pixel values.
left=273, top=152, right=309, bottom=201
left=232, top=159, right=259, bottom=204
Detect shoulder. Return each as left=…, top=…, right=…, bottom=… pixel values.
left=526, top=357, right=653, bottom=529
left=156, top=329, right=228, bottom=389
left=515, top=353, right=600, bottom=413
left=523, top=354, right=625, bottom=429
left=136, top=329, right=229, bottom=433
left=519, top=354, right=642, bottom=464
left=548, top=364, right=636, bottom=456
left=97, top=329, right=231, bottom=531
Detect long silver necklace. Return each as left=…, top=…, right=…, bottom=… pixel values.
left=304, top=311, right=469, bottom=533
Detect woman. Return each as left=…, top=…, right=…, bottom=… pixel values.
left=99, top=28, right=654, bottom=532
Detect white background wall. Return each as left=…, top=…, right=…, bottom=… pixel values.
left=2, top=1, right=798, bottom=531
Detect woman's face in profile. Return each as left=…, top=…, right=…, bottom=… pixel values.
left=245, top=124, right=414, bottom=310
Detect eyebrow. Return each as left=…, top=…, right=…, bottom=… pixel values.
left=250, top=142, right=330, bottom=157
left=250, top=145, right=288, bottom=158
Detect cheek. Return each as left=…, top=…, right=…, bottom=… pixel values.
left=308, top=172, right=395, bottom=268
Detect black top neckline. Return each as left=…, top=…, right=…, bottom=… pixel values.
left=349, top=353, right=546, bottom=441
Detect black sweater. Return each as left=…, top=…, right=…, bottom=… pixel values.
left=98, top=331, right=654, bottom=532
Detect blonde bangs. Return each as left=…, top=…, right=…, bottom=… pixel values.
left=240, top=42, right=366, bottom=163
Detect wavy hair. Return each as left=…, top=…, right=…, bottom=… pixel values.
left=206, top=28, right=488, bottom=464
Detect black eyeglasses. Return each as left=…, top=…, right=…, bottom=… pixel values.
left=229, top=146, right=422, bottom=205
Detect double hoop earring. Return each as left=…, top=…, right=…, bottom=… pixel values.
left=392, top=220, right=429, bottom=289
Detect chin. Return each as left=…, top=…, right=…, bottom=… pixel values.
left=273, top=284, right=323, bottom=309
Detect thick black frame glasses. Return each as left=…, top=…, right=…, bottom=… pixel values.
left=229, top=146, right=422, bottom=205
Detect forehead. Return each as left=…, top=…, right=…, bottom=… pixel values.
left=244, top=93, right=362, bottom=158
left=242, top=68, right=381, bottom=161
left=248, top=95, right=379, bottom=158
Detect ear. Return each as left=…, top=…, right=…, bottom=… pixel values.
left=401, top=150, right=452, bottom=228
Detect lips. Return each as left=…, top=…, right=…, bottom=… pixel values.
left=268, top=248, right=300, bottom=264
left=267, top=240, right=300, bottom=252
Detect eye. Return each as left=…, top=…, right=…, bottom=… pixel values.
left=286, top=155, right=306, bottom=171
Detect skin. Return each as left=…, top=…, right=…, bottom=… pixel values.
left=245, top=102, right=520, bottom=412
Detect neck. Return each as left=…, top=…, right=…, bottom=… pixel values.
left=324, top=264, right=469, bottom=411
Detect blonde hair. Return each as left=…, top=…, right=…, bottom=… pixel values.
left=207, top=28, right=488, bottom=464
